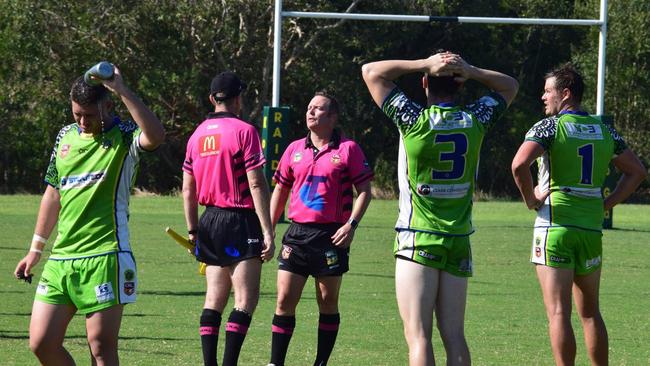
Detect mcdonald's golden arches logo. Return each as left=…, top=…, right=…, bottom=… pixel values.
left=199, top=134, right=221, bottom=157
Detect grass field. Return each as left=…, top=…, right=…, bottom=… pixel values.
left=1, top=196, right=649, bottom=365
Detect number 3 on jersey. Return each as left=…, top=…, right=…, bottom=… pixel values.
left=431, top=133, right=468, bottom=180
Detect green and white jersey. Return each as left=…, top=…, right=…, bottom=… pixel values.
left=382, top=88, right=507, bottom=235
left=525, top=112, right=626, bottom=232
left=44, top=117, right=143, bottom=259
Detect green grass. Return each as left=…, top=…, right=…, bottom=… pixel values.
left=1, top=196, right=649, bottom=365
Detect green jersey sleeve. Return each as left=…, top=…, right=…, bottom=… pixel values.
left=45, top=124, right=76, bottom=188
left=604, top=123, right=627, bottom=155
left=524, top=117, right=557, bottom=149
left=381, top=87, right=425, bottom=133
left=464, top=92, right=507, bottom=129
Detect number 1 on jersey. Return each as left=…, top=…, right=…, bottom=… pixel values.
left=577, top=144, right=594, bottom=185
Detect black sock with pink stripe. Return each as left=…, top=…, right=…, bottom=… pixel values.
left=200, top=308, right=221, bottom=366
left=314, top=313, right=340, bottom=366
left=270, top=314, right=296, bottom=366
left=222, top=309, right=252, bottom=366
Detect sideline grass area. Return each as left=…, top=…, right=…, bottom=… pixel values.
left=1, top=196, right=648, bottom=365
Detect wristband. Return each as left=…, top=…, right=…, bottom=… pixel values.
left=347, top=218, right=359, bottom=229
left=33, top=234, right=48, bottom=244
left=188, top=229, right=197, bottom=235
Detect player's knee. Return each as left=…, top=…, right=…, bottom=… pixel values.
left=29, top=336, right=51, bottom=358
left=87, top=336, right=117, bottom=361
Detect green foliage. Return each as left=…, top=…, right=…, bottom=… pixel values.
left=2, top=197, right=650, bottom=364
left=0, top=1, right=647, bottom=198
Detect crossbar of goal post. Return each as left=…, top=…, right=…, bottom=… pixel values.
left=272, top=0, right=608, bottom=115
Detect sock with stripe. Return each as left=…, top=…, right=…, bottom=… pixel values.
left=222, top=309, right=252, bottom=366
left=270, top=314, right=296, bottom=366
left=314, top=313, right=340, bottom=366
left=200, top=308, right=222, bottom=366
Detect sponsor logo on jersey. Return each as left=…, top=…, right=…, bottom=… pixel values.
left=124, top=269, right=135, bottom=281
left=330, top=154, right=341, bottom=164
left=325, top=250, right=339, bottom=268
left=247, top=238, right=260, bottom=244
left=37, top=282, right=49, bottom=295
left=416, top=182, right=470, bottom=199
left=60, top=170, right=106, bottom=190
left=199, top=134, right=221, bottom=157
left=281, top=245, right=292, bottom=259
left=549, top=255, right=570, bottom=264
left=206, top=124, right=219, bottom=130
left=417, top=250, right=441, bottom=262
left=429, top=111, right=473, bottom=130
left=124, top=282, right=135, bottom=296
left=565, top=123, right=603, bottom=140
left=535, top=247, right=542, bottom=258
left=535, top=237, right=541, bottom=246
left=293, top=152, right=302, bottom=162
left=459, top=259, right=473, bottom=273
left=95, top=282, right=115, bottom=303
left=60, top=144, right=71, bottom=158
left=585, top=256, right=601, bottom=269
left=225, top=245, right=241, bottom=257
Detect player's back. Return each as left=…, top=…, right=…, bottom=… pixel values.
left=540, top=113, right=616, bottom=231
left=185, top=112, right=265, bottom=209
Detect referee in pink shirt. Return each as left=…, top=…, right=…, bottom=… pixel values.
left=182, top=71, right=275, bottom=366
left=267, top=92, right=373, bottom=366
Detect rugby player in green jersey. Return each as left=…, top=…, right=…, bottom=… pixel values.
left=13, top=65, right=164, bottom=365
left=362, top=52, right=518, bottom=366
left=512, top=63, right=646, bottom=366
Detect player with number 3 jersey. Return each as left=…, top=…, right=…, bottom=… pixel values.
left=363, top=50, right=518, bottom=366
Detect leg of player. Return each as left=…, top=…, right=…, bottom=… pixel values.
left=85, top=304, right=124, bottom=365
left=222, top=258, right=262, bottom=366
left=536, top=265, right=576, bottom=365
left=29, top=301, right=77, bottom=365
left=573, top=269, right=608, bottom=365
left=395, top=258, right=439, bottom=366
left=313, top=275, right=343, bottom=366
left=202, top=265, right=233, bottom=366
left=435, top=271, right=470, bottom=366
left=270, top=270, right=308, bottom=366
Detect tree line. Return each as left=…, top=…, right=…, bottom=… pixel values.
left=1, top=0, right=648, bottom=200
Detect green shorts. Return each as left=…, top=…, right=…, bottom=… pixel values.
left=531, top=226, right=603, bottom=275
left=35, top=252, right=137, bottom=314
left=394, top=230, right=472, bottom=277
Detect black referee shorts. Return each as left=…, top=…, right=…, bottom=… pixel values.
left=196, top=206, right=263, bottom=267
left=278, top=222, right=349, bottom=277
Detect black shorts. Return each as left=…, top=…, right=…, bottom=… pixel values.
left=197, top=206, right=263, bottom=266
left=278, top=222, right=349, bottom=277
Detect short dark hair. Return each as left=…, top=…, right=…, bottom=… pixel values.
left=545, top=63, right=584, bottom=103
left=426, top=49, right=461, bottom=98
left=314, top=90, right=339, bottom=115
left=70, top=76, right=108, bottom=105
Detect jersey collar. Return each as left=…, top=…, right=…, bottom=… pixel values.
left=558, top=110, right=589, bottom=116
left=206, top=111, right=240, bottom=119
left=304, top=128, right=341, bottom=150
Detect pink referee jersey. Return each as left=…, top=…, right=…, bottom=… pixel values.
left=273, top=130, right=373, bottom=224
left=184, top=112, right=265, bottom=208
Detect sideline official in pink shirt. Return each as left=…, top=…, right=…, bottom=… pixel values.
left=267, top=91, right=373, bottom=366
left=182, top=71, right=274, bottom=366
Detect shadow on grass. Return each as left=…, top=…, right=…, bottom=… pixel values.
left=347, top=272, right=393, bottom=279
left=605, top=227, right=650, bottom=233
left=0, top=330, right=192, bottom=344
left=140, top=290, right=276, bottom=297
